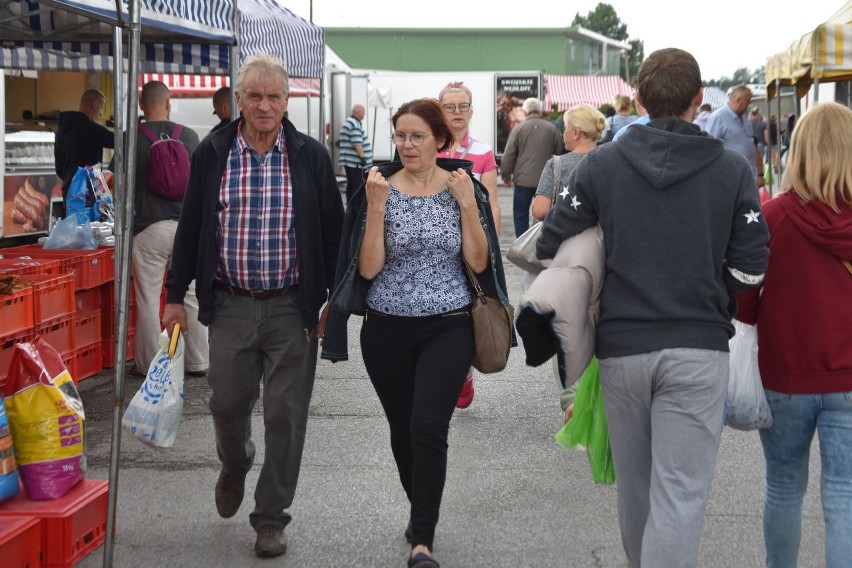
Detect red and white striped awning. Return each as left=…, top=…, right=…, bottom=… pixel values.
left=545, top=74, right=633, bottom=110
left=140, top=74, right=321, bottom=98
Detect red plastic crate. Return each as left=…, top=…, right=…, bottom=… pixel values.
left=34, top=315, right=75, bottom=357
left=74, top=287, right=100, bottom=314
left=0, top=479, right=109, bottom=568
left=0, top=330, right=35, bottom=395
left=62, top=351, right=78, bottom=387
left=98, top=246, right=116, bottom=282
left=0, top=287, right=35, bottom=337
left=19, top=273, right=76, bottom=325
left=0, top=515, right=43, bottom=568
left=2, top=249, right=111, bottom=291
left=101, top=331, right=135, bottom=369
left=98, top=280, right=136, bottom=309
left=101, top=302, right=137, bottom=339
left=73, top=310, right=101, bottom=349
left=0, top=258, right=62, bottom=276
left=73, top=341, right=103, bottom=382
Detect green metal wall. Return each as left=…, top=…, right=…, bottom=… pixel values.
left=326, top=28, right=624, bottom=76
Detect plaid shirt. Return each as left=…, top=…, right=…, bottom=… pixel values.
left=216, top=122, right=298, bottom=290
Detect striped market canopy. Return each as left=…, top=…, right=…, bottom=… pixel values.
left=0, top=0, right=236, bottom=73
left=142, top=73, right=321, bottom=97
left=238, top=0, right=325, bottom=79
left=545, top=74, right=633, bottom=110
left=0, top=0, right=326, bottom=79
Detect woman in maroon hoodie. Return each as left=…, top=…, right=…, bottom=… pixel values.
left=735, top=101, right=852, bottom=568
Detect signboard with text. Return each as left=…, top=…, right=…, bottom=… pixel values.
left=494, top=73, right=543, bottom=157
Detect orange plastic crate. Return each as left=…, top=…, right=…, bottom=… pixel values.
left=73, top=310, right=101, bottom=349
left=101, top=301, right=137, bottom=339
left=19, top=273, right=76, bottom=325
left=34, top=315, right=75, bottom=358
left=0, top=515, right=43, bottom=568
left=98, top=280, right=136, bottom=308
left=0, top=479, right=109, bottom=568
left=0, top=287, right=35, bottom=337
left=101, top=331, right=135, bottom=369
left=74, top=341, right=103, bottom=382
left=2, top=249, right=111, bottom=291
left=0, top=258, right=62, bottom=276
left=0, top=330, right=35, bottom=395
left=74, top=287, right=100, bottom=314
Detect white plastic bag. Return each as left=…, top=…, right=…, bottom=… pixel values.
left=122, top=327, right=185, bottom=448
left=726, top=320, right=772, bottom=430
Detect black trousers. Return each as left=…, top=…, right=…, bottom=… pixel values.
left=360, top=308, right=473, bottom=550
left=344, top=165, right=364, bottom=205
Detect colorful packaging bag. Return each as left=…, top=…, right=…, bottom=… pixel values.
left=0, top=396, right=21, bottom=502
left=3, top=337, right=85, bottom=500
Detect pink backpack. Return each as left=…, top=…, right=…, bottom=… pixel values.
left=138, top=123, right=190, bottom=201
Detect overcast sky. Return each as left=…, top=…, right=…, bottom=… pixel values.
left=284, top=0, right=846, bottom=81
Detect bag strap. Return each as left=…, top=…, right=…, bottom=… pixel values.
left=170, top=123, right=183, bottom=140
left=137, top=123, right=157, bottom=143
left=463, top=261, right=487, bottom=303
left=551, top=155, right=562, bottom=205
left=843, top=259, right=852, bottom=276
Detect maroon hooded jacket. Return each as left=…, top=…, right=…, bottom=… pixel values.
left=735, top=191, right=852, bottom=394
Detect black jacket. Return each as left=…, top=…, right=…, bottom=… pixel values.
left=54, top=111, right=115, bottom=198
left=165, top=118, right=344, bottom=332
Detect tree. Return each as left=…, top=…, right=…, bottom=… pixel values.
left=704, top=66, right=764, bottom=92
left=572, top=3, right=643, bottom=84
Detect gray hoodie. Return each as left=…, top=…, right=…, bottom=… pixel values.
left=536, top=117, right=769, bottom=358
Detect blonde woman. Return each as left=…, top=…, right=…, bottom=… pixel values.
left=531, top=104, right=606, bottom=222
left=734, top=102, right=852, bottom=568
left=604, top=93, right=638, bottom=137
left=529, top=103, right=606, bottom=422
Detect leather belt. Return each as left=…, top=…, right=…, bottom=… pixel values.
left=213, top=280, right=297, bottom=300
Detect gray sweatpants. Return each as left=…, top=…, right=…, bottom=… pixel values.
left=599, top=348, right=728, bottom=568
left=207, top=288, right=318, bottom=530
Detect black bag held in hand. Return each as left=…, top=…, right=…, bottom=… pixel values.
left=464, top=263, right=514, bottom=374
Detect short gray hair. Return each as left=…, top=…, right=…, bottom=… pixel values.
left=523, top=97, right=543, bottom=114
left=236, top=53, right=290, bottom=96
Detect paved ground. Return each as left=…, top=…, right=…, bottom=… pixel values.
left=75, top=185, right=826, bottom=567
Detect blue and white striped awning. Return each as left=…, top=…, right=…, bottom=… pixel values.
left=0, top=0, right=325, bottom=78
left=239, top=0, right=325, bottom=79
left=0, top=0, right=235, bottom=73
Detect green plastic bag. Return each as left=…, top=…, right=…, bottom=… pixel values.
left=554, top=357, right=615, bottom=484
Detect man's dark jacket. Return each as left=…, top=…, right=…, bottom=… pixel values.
left=165, top=118, right=344, bottom=332
left=54, top=111, right=115, bottom=199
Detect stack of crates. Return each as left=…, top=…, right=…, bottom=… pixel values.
left=0, top=245, right=134, bottom=389
left=0, top=479, right=110, bottom=567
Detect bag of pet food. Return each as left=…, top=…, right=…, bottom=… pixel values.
left=3, top=337, right=85, bottom=499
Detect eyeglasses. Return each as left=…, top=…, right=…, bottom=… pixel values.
left=391, top=132, right=432, bottom=146
left=442, top=103, right=471, bottom=113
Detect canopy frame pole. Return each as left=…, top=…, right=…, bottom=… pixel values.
left=103, top=0, right=141, bottom=563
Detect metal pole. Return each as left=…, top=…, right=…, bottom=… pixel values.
left=230, top=7, right=239, bottom=121
left=103, top=0, right=140, bottom=563
left=111, top=27, right=124, bottom=280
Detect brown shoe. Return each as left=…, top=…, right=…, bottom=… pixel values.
left=214, top=469, right=245, bottom=518
left=254, top=524, right=287, bottom=557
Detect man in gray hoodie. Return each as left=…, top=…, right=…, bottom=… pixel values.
left=537, top=48, right=769, bottom=568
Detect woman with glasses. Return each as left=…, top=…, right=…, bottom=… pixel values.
left=322, top=98, right=509, bottom=568
left=437, top=81, right=501, bottom=410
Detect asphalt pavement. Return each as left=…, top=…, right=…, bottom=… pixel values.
left=75, top=185, right=826, bottom=567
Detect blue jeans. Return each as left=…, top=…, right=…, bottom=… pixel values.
left=512, top=184, right=537, bottom=237
left=760, top=389, right=852, bottom=568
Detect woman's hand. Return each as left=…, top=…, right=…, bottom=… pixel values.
left=365, top=166, right=390, bottom=211
left=447, top=168, right=476, bottom=209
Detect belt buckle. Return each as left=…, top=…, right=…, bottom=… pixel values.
left=250, top=289, right=268, bottom=300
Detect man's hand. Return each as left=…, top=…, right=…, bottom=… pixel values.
left=563, top=403, right=574, bottom=424
left=317, top=304, right=330, bottom=342
left=162, top=303, right=188, bottom=337
left=359, top=156, right=366, bottom=167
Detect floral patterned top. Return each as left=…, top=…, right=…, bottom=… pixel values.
left=365, top=183, right=472, bottom=316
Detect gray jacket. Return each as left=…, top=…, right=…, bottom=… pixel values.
left=501, top=115, right=562, bottom=187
